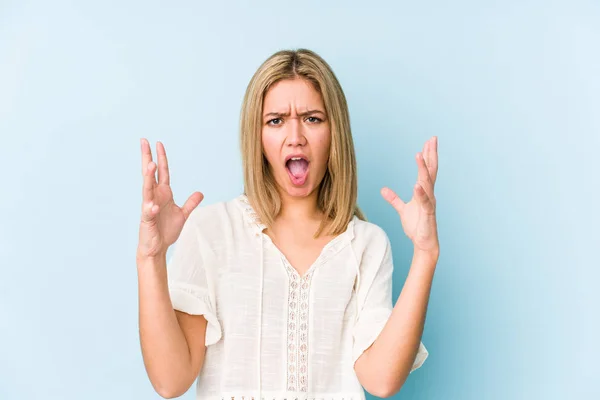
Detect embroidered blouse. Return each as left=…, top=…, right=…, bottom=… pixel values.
left=166, top=194, right=429, bottom=400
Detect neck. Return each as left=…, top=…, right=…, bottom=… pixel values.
left=277, top=189, right=322, bottom=222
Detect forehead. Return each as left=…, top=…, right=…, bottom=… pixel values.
left=263, top=78, right=324, bottom=110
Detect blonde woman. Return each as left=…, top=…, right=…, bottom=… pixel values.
left=137, top=49, right=439, bottom=400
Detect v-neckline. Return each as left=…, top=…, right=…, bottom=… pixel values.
left=261, top=230, right=348, bottom=279
left=236, top=194, right=356, bottom=279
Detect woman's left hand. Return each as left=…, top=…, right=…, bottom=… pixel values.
left=381, top=136, right=440, bottom=257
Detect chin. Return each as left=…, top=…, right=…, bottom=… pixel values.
left=277, top=177, right=316, bottom=198
left=284, top=185, right=314, bottom=198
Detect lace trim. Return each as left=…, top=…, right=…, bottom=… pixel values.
left=285, top=263, right=314, bottom=392
left=237, top=194, right=266, bottom=233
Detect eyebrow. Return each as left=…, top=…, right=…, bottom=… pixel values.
left=263, top=109, right=326, bottom=118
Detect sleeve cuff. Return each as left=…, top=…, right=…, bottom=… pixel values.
left=352, top=309, right=391, bottom=365
left=168, top=283, right=223, bottom=346
left=353, top=314, right=429, bottom=374
left=410, top=341, right=429, bottom=373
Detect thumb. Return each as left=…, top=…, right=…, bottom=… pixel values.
left=181, top=192, right=204, bottom=220
left=381, top=187, right=405, bottom=215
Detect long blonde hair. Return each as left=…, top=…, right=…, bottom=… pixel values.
left=240, top=48, right=366, bottom=237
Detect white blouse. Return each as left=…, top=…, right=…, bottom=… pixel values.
left=166, top=194, right=428, bottom=400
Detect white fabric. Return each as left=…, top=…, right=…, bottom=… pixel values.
left=167, top=194, right=428, bottom=400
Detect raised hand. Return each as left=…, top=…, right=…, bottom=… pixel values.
left=381, top=136, right=440, bottom=256
left=137, top=138, right=204, bottom=259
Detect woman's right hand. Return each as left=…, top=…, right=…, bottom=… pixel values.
left=137, top=138, right=204, bottom=260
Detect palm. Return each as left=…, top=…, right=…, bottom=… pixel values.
left=398, top=198, right=421, bottom=241
left=381, top=136, right=439, bottom=252
left=151, top=184, right=187, bottom=247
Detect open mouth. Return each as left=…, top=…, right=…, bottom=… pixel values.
left=285, top=156, right=310, bottom=186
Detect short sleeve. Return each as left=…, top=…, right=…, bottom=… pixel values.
left=166, top=208, right=222, bottom=346
left=352, top=231, right=429, bottom=373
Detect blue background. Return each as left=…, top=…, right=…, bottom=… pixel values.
left=1, top=1, right=598, bottom=399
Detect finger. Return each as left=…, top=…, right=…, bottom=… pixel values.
left=181, top=192, right=204, bottom=220
left=425, top=138, right=433, bottom=173
left=430, top=136, right=438, bottom=184
left=141, top=199, right=160, bottom=223
left=140, top=138, right=154, bottom=176
left=416, top=152, right=434, bottom=199
left=381, top=187, right=405, bottom=215
left=423, top=139, right=430, bottom=170
left=143, top=160, right=157, bottom=203
left=414, top=183, right=435, bottom=214
left=424, top=138, right=437, bottom=183
left=156, top=141, right=170, bottom=186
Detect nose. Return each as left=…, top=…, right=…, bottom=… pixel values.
left=286, top=118, right=307, bottom=147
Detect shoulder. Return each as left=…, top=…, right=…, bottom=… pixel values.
left=352, top=218, right=392, bottom=252
left=349, top=219, right=395, bottom=290
left=349, top=218, right=394, bottom=273
left=184, top=195, right=246, bottom=236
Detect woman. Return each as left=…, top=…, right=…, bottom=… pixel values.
left=137, top=49, right=439, bottom=399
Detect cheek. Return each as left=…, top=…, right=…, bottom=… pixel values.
left=315, top=131, right=332, bottom=164
left=261, top=133, right=279, bottom=165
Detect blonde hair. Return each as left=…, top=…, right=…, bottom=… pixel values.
left=240, top=48, right=366, bottom=238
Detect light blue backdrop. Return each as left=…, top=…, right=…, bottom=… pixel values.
left=1, top=1, right=598, bottom=399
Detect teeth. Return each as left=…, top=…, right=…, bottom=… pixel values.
left=291, top=157, right=302, bottom=161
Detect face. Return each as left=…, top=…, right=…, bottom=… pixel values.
left=261, top=78, right=331, bottom=199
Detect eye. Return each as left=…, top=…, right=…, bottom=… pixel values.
left=306, top=116, right=322, bottom=123
left=267, top=118, right=282, bottom=126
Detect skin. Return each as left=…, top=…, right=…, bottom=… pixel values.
left=261, top=77, right=331, bottom=222
left=356, top=137, right=440, bottom=397
left=137, top=139, right=207, bottom=398
left=381, top=137, right=440, bottom=254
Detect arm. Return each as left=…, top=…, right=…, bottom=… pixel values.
left=136, top=139, right=217, bottom=398
left=354, top=249, right=437, bottom=398
left=137, top=253, right=208, bottom=398
left=359, top=136, right=439, bottom=397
